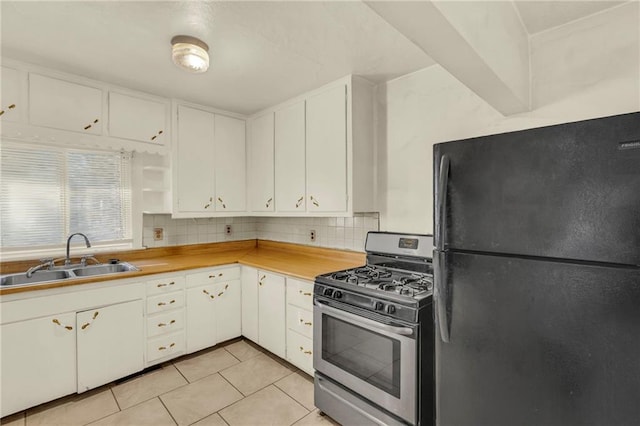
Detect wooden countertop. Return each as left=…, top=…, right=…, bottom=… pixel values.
left=0, top=240, right=365, bottom=296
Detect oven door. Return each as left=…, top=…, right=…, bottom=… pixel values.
left=313, top=297, right=417, bottom=424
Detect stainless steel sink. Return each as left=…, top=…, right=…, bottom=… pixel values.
left=0, top=262, right=139, bottom=288
left=1, top=270, right=73, bottom=287
left=71, top=263, right=138, bottom=277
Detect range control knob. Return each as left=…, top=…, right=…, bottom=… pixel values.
left=374, top=301, right=384, bottom=310
left=386, top=305, right=396, bottom=314
left=333, top=291, right=343, bottom=299
left=323, top=288, right=334, bottom=297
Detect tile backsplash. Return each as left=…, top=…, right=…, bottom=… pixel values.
left=142, top=213, right=380, bottom=252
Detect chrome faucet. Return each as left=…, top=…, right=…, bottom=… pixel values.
left=66, top=233, right=92, bottom=265
left=26, top=258, right=55, bottom=278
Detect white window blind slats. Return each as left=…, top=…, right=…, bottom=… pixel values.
left=1, top=143, right=132, bottom=252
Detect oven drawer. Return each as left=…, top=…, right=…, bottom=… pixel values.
left=146, top=309, right=184, bottom=338
left=287, top=305, right=313, bottom=339
left=286, top=278, right=314, bottom=310
left=287, top=330, right=314, bottom=375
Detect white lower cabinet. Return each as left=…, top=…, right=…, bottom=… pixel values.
left=186, top=266, right=241, bottom=353
left=0, top=312, right=77, bottom=417
left=76, top=300, right=144, bottom=392
left=145, top=275, right=186, bottom=366
left=241, top=266, right=286, bottom=358
left=285, top=278, right=315, bottom=375
left=147, top=332, right=185, bottom=363
left=0, top=262, right=320, bottom=416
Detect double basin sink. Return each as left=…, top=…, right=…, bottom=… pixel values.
left=1, top=262, right=139, bottom=288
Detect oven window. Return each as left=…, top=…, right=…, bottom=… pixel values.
left=322, top=316, right=401, bottom=398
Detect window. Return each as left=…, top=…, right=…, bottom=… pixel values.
left=1, top=142, right=132, bottom=256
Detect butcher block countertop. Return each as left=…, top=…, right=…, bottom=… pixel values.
left=0, top=240, right=365, bottom=295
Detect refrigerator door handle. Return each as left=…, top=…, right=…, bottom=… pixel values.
left=434, top=250, right=451, bottom=343
left=435, top=155, right=450, bottom=251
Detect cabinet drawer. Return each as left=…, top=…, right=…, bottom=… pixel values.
left=146, top=309, right=184, bottom=338
left=146, top=291, right=184, bottom=315
left=146, top=276, right=185, bottom=296
left=286, top=330, right=314, bottom=376
left=287, top=305, right=313, bottom=339
left=186, top=266, right=240, bottom=288
left=286, top=278, right=314, bottom=310
left=147, top=332, right=185, bottom=363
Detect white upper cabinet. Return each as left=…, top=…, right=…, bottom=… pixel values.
left=214, top=114, right=246, bottom=212
left=274, top=101, right=306, bottom=212
left=173, top=103, right=247, bottom=217
left=29, top=73, right=103, bottom=135
left=306, top=85, right=347, bottom=212
left=250, top=75, right=375, bottom=216
left=175, top=105, right=215, bottom=213
left=248, top=112, right=275, bottom=212
left=108, top=92, right=168, bottom=144
left=1, top=66, right=25, bottom=122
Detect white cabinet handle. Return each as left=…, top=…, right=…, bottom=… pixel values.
left=295, top=196, right=304, bottom=208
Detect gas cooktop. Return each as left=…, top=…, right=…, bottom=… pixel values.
left=315, top=232, right=434, bottom=319
left=328, top=265, right=433, bottom=299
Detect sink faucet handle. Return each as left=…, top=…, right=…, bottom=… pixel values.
left=39, top=258, right=55, bottom=268
left=80, top=255, right=100, bottom=267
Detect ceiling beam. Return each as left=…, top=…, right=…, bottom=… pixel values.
left=365, top=1, right=530, bottom=116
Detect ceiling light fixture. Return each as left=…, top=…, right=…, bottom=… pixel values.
left=171, top=35, right=209, bottom=73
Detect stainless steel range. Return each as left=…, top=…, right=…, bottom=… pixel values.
left=313, top=232, right=434, bottom=426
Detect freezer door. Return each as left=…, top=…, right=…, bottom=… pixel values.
left=435, top=252, right=640, bottom=426
left=433, top=112, right=640, bottom=265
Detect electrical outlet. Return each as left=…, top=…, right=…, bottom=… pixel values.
left=310, top=229, right=316, bottom=241
left=225, top=225, right=232, bottom=235
left=153, top=227, right=164, bottom=241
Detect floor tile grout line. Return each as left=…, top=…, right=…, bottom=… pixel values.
left=109, top=387, right=122, bottom=412
left=171, top=359, right=192, bottom=384
left=273, top=372, right=316, bottom=412
left=269, top=383, right=312, bottom=416
left=157, top=396, right=179, bottom=426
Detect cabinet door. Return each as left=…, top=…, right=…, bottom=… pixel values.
left=215, top=280, right=242, bottom=342
left=248, top=112, right=275, bottom=212
left=109, top=92, right=167, bottom=144
left=241, top=266, right=259, bottom=343
left=258, top=271, right=286, bottom=358
left=29, top=73, right=103, bottom=134
left=306, top=85, right=347, bottom=212
left=1, top=66, right=23, bottom=122
left=214, top=114, right=246, bottom=212
left=176, top=105, right=215, bottom=213
left=186, top=284, right=217, bottom=353
left=1, top=313, right=76, bottom=417
left=76, top=300, right=143, bottom=392
left=275, top=101, right=306, bottom=212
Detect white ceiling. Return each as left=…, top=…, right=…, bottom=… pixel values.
left=0, top=1, right=627, bottom=116
left=513, top=1, right=627, bottom=34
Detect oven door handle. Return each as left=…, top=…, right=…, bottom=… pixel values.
left=314, top=300, right=415, bottom=337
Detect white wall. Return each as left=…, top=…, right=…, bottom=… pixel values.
left=377, top=2, right=640, bottom=234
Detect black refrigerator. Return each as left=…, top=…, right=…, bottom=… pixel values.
left=432, top=112, right=640, bottom=426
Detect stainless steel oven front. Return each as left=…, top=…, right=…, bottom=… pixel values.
left=313, top=296, right=418, bottom=424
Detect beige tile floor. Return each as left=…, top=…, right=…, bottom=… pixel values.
left=1, top=339, right=339, bottom=426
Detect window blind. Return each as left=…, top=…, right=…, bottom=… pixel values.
left=1, top=142, right=132, bottom=252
